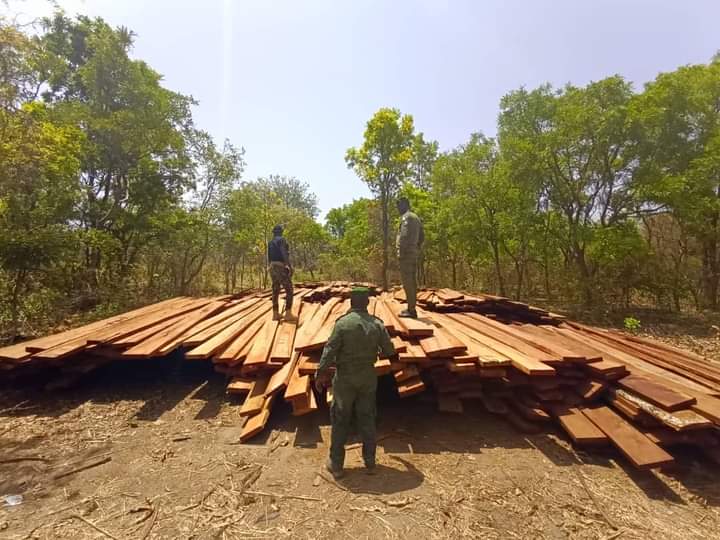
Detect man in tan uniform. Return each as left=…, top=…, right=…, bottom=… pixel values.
left=395, top=197, right=424, bottom=318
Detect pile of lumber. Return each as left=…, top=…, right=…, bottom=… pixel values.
left=2, top=283, right=719, bottom=471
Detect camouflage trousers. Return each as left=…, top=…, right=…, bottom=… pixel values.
left=399, top=256, right=418, bottom=313
left=269, top=263, right=293, bottom=310
left=329, top=372, right=377, bottom=469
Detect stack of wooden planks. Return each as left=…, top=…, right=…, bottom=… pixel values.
left=2, top=283, right=719, bottom=470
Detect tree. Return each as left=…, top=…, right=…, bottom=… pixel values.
left=322, top=198, right=378, bottom=282
left=499, top=77, right=639, bottom=305
left=256, top=175, right=319, bottom=219
left=410, top=133, right=438, bottom=190
left=0, top=101, right=82, bottom=337
left=630, top=58, right=720, bottom=308
left=346, top=108, right=416, bottom=289
left=39, top=14, right=195, bottom=291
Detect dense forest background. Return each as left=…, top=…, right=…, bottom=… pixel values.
left=2, top=13, right=720, bottom=341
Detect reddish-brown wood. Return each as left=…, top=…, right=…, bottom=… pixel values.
left=550, top=406, right=609, bottom=446
left=616, top=374, right=696, bottom=412
left=122, top=300, right=227, bottom=358
left=582, top=406, right=674, bottom=469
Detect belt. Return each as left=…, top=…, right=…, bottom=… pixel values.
left=269, top=261, right=286, bottom=267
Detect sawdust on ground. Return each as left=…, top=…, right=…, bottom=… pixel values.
left=0, top=317, right=719, bottom=540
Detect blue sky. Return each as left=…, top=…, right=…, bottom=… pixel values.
left=8, top=0, right=720, bottom=219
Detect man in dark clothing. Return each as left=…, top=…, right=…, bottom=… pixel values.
left=315, top=287, right=396, bottom=479
left=268, top=224, right=294, bottom=321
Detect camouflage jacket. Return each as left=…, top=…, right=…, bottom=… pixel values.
left=396, top=211, right=424, bottom=259
left=317, top=309, right=395, bottom=379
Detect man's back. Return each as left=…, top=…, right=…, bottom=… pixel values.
left=268, top=235, right=289, bottom=263
left=318, top=308, right=394, bottom=382
left=397, top=211, right=424, bottom=258
left=332, top=311, right=387, bottom=367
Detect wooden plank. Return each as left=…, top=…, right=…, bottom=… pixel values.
left=418, top=319, right=467, bottom=357
left=239, top=394, right=275, bottom=441
left=511, top=400, right=552, bottom=423
left=0, top=297, right=189, bottom=361
left=214, top=311, right=268, bottom=364
left=284, top=360, right=310, bottom=400
left=243, top=317, right=280, bottom=368
left=616, top=374, right=696, bottom=412
left=372, top=299, right=395, bottom=333
left=613, top=389, right=713, bottom=431
left=291, top=389, right=318, bottom=416
left=446, top=314, right=555, bottom=376
left=397, top=376, right=425, bottom=397
left=270, top=322, right=297, bottom=363
left=384, top=298, right=434, bottom=337
left=692, top=394, right=720, bottom=424
left=551, top=406, right=609, bottom=446
left=187, top=305, right=270, bottom=360
left=239, top=377, right=271, bottom=416
left=374, top=358, right=392, bottom=375
left=111, top=313, right=187, bottom=347
left=180, top=297, right=263, bottom=346
left=398, top=341, right=428, bottom=363
left=572, top=324, right=720, bottom=390
left=85, top=297, right=213, bottom=345
left=446, top=359, right=477, bottom=373
left=266, top=352, right=300, bottom=396
left=436, top=288, right=464, bottom=302
left=544, top=326, right=625, bottom=365
left=294, top=297, right=341, bottom=351
left=269, top=301, right=303, bottom=364
left=226, top=377, right=254, bottom=395
left=393, top=365, right=419, bottom=382
left=432, top=314, right=511, bottom=367
left=552, top=328, right=630, bottom=377
left=298, top=354, right=321, bottom=375
left=582, top=406, right=674, bottom=469
left=122, top=300, right=227, bottom=358
left=21, top=298, right=202, bottom=361
left=303, top=299, right=351, bottom=351
left=575, top=380, right=606, bottom=401
left=512, top=324, right=592, bottom=363
left=182, top=299, right=270, bottom=347
left=390, top=336, right=407, bottom=353
left=464, top=314, right=560, bottom=363
left=625, top=333, right=709, bottom=365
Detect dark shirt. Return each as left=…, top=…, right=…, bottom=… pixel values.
left=268, top=235, right=290, bottom=264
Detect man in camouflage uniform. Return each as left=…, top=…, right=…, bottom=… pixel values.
left=267, top=224, right=295, bottom=321
left=396, top=197, right=424, bottom=318
left=315, top=288, right=396, bottom=478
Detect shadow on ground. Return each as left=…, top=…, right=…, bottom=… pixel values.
left=1, top=356, right=719, bottom=507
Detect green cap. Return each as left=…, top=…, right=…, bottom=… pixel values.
left=351, top=287, right=370, bottom=296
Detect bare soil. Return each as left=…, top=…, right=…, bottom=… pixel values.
left=1, top=316, right=719, bottom=540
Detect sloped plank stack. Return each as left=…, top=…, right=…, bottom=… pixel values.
left=1, top=283, right=719, bottom=471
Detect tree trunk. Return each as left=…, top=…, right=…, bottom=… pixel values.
left=490, top=240, right=505, bottom=296
left=240, top=254, right=245, bottom=290
left=231, top=260, right=237, bottom=292
left=701, top=234, right=719, bottom=310
left=8, top=269, right=27, bottom=340
left=514, top=260, right=524, bottom=301
left=380, top=187, right=389, bottom=290
left=572, top=245, right=593, bottom=306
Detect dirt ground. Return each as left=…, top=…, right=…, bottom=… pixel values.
left=1, top=320, right=720, bottom=540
